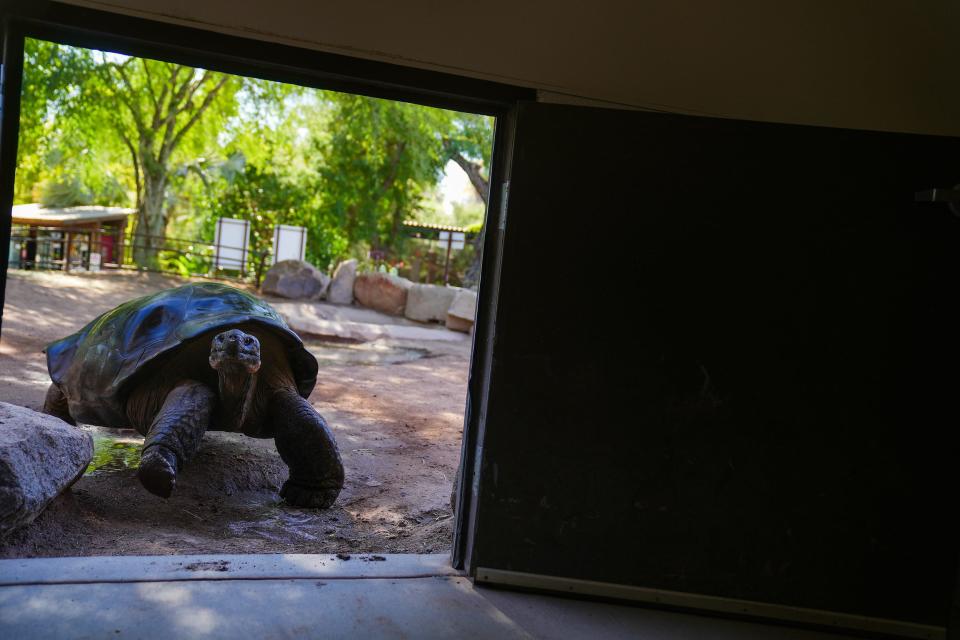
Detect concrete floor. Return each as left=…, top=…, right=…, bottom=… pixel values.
left=0, top=554, right=869, bottom=639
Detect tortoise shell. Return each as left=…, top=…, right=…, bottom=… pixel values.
left=45, top=282, right=318, bottom=426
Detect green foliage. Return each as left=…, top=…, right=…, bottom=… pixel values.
left=16, top=39, right=100, bottom=204
left=37, top=152, right=129, bottom=208
left=156, top=250, right=211, bottom=278
left=444, top=112, right=493, bottom=170
left=450, top=201, right=486, bottom=228
left=39, top=174, right=92, bottom=208
left=315, top=93, right=453, bottom=256
left=200, top=158, right=349, bottom=271
left=16, top=37, right=495, bottom=276
left=464, top=221, right=484, bottom=235
left=86, top=436, right=141, bottom=475
left=414, top=190, right=486, bottom=229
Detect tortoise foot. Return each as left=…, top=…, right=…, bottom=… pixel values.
left=138, top=446, right=178, bottom=499
left=280, top=479, right=339, bottom=509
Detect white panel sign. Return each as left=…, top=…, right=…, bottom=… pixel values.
left=272, top=224, right=307, bottom=264
left=89, top=252, right=101, bottom=272
left=214, top=217, right=250, bottom=271
left=438, top=231, right=465, bottom=251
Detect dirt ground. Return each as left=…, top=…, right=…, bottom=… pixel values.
left=0, top=270, right=469, bottom=557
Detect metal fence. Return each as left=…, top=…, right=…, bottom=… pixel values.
left=9, top=225, right=269, bottom=283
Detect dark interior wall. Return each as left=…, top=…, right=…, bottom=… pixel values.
left=56, top=0, right=960, bottom=137
left=474, top=102, right=960, bottom=626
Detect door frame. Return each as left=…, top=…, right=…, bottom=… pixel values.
left=0, top=1, right=530, bottom=572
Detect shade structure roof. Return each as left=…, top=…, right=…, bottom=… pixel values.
left=402, top=219, right=472, bottom=234
left=12, top=203, right=135, bottom=227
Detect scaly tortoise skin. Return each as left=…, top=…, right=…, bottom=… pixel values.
left=43, top=282, right=344, bottom=507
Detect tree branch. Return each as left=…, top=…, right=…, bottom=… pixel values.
left=165, top=75, right=229, bottom=159
left=380, top=142, right=407, bottom=193
left=162, top=65, right=182, bottom=115
left=447, top=148, right=489, bottom=205
left=443, top=143, right=490, bottom=288
left=153, top=63, right=172, bottom=126
left=111, top=60, right=147, bottom=136
left=181, top=70, right=214, bottom=112
left=159, top=66, right=194, bottom=155
left=140, top=58, right=161, bottom=126
left=117, top=128, right=142, bottom=210
left=95, top=61, right=143, bottom=197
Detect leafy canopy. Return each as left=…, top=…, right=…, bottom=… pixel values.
left=15, top=37, right=494, bottom=276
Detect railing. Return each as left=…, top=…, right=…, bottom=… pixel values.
left=9, top=226, right=271, bottom=284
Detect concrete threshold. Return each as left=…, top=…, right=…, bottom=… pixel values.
left=0, top=552, right=458, bottom=586
left=0, top=554, right=532, bottom=640
left=0, top=553, right=871, bottom=639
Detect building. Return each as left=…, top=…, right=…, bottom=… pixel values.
left=0, top=2, right=958, bottom=638
left=10, top=203, right=133, bottom=271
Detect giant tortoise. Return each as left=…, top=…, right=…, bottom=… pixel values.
left=42, top=282, right=344, bottom=508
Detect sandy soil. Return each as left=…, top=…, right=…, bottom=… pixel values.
left=0, top=270, right=468, bottom=557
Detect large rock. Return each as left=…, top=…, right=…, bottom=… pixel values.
left=327, top=259, right=358, bottom=305
left=353, top=272, right=413, bottom=316
left=446, top=289, right=478, bottom=333
left=405, top=284, right=460, bottom=323
left=0, top=403, right=93, bottom=536
left=261, top=260, right=330, bottom=300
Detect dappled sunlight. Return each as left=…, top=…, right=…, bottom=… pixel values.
left=227, top=507, right=340, bottom=543
left=0, top=576, right=531, bottom=637
left=0, top=372, right=48, bottom=389
left=2, top=586, right=129, bottom=628
left=24, top=593, right=87, bottom=618
left=0, top=362, right=48, bottom=383
left=0, top=304, right=82, bottom=339
left=0, top=270, right=468, bottom=556
left=137, top=583, right=192, bottom=605
left=136, top=584, right=222, bottom=636
left=176, top=608, right=220, bottom=635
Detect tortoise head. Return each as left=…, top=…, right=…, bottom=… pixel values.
left=209, top=329, right=261, bottom=374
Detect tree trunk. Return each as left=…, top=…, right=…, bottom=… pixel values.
left=134, top=171, right=167, bottom=268
left=447, top=152, right=489, bottom=289
left=450, top=152, right=489, bottom=206
left=462, top=223, right=486, bottom=288
left=388, top=203, right=405, bottom=254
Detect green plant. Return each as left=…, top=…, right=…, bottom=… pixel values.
left=39, top=175, right=93, bottom=208
left=156, top=250, right=210, bottom=278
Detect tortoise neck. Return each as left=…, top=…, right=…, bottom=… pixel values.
left=217, top=365, right=258, bottom=431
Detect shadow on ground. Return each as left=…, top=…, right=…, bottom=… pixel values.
left=0, top=270, right=468, bottom=557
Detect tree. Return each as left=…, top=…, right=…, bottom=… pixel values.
left=89, top=54, right=242, bottom=266
left=195, top=153, right=348, bottom=275
left=16, top=39, right=495, bottom=280
left=443, top=113, right=492, bottom=206
left=443, top=114, right=494, bottom=287
left=18, top=40, right=248, bottom=268
left=315, top=93, right=452, bottom=258
left=16, top=39, right=101, bottom=205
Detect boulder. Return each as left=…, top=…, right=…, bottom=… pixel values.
left=327, top=259, right=358, bottom=305
left=261, top=260, right=330, bottom=300
left=405, top=284, right=460, bottom=323
left=353, top=272, right=413, bottom=316
left=446, top=289, right=478, bottom=333
left=0, top=402, right=93, bottom=536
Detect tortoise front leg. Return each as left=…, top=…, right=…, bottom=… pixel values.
left=271, top=388, right=344, bottom=508
left=138, top=380, right=215, bottom=499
